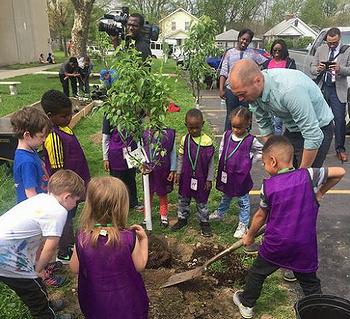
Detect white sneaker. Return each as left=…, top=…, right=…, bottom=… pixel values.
left=234, top=222, right=247, bottom=238
left=209, top=210, right=224, bottom=221
left=233, top=290, right=253, bottom=319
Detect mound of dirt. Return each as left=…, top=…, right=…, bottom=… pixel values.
left=146, top=235, right=172, bottom=269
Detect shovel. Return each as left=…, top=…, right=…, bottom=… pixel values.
left=161, top=226, right=265, bottom=288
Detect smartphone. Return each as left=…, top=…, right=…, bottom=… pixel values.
left=321, top=61, right=336, bottom=69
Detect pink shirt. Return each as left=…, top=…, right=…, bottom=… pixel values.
left=268, top=59, right=287, bottom=69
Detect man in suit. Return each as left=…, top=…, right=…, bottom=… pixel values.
left=311, top=27, right=350, bottom=162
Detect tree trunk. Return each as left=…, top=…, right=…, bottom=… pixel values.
left=71, top=0, right=95, bottom=57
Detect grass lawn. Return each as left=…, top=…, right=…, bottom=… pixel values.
left=0, top=51, right=66, bottom=70
left=0, top=59, right=294, bottom=319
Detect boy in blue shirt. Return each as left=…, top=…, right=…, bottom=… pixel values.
left=11, top=107, right=52, bottom=203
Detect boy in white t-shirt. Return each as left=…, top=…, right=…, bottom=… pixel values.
left=0, top=169, right=85, bottom=319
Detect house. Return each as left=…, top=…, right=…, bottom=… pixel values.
left=264, top=16, right=318, bottom=43
left=159, top=7, right=198, bottom=50
left=0, top=0, right=51, bottom=66
left=216, top=29, right=263, bottom=50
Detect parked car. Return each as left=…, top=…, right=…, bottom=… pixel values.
left=150, top=41, right=164, bottom=59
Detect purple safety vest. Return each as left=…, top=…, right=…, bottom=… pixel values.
left=216, top=131, right=254, bottom=197
left=108, top=129, right=137, bottom=171
left=43, top=126, right=90, bottom=185
left=179, top=134, right=214, bottom=203
left=259, top=168, right=319, bottom=272
left=76, top=230, right=149, bottom=318
left=143, top=128, right=175, bottom=196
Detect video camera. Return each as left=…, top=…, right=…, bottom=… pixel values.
left=98, top=7, right=159, bottom=43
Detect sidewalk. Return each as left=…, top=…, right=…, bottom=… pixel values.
left=0, top=64, right=58, bottom=80
left=199, top=88, right=350, bottom=299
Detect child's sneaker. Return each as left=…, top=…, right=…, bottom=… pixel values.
left=43, top=273, right=66, bottom=288
left=49, top=299, right=65, bottom=312
left=233, top=290, right=253, bottom=319
left=171, top=218, right=188, bottom=231
left=209, top=210, right=224, bottom=221
left=243, top=242, right=260, bottom=255
left=45, top=261, right=63, bottom=275
left=160, top=216, right=169, bottom=228
left=234, top=222, right=247, bottom=238
left=200, top=222, right=212, bottom=237
left=56, top=248, right=73, bottom=265
left=282, top=269, right=297, bottom=282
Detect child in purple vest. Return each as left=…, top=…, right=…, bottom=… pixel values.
left=70, top=176, right=149, bottom=319
left=233, top=136, right=345, bottom=319
left=142, top=128, right=176, bottom=227
left=41, top=89, right=90, bottom=265
left=102, top=116, right=141, bottom=210
left=210, top=107, right=262, bottom=238
left=171, top=109, right=215, bottom=237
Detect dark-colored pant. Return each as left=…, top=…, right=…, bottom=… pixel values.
left=78, top=76, right=90, bottom=94
left=241, top=255, right=322, bottom=308
left=284, top=122, right=333, bottom=168
left=224, top=88, right=248, bottom=131
left=177, top=194, right=209, bottom=223
left=0, top=276, right=55, bottom=319
left=110, top=168, right=138, bottom=208
left=58, top=206, right=77, bottom=255
left=323, top=85, right=346, bottom=153
left=59, top=74, right=77, bottom=97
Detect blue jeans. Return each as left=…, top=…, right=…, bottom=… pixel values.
left=323, top=85, right=346, bottom=153
left=273, top=116, right=283, bottom=135
left=224, top=88, right=248, bottom=131
left=217, top=193, right=250, bottom=225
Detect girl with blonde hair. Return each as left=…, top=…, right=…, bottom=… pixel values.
left=70, top=176, right=149, bottom=319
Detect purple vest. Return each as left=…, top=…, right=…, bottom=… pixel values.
left=143, top=128, right=175, bottom=196
left=179, top=134, right=214, bottom=203
left=108, top=130, right=137, bottom=171
left=76, top=229, right=149, bottom=319
left=216, top=131, right=254, bottom=197
left=43, top=126, right=90, bottom=185
left=259, top=169, right=319, bottom=272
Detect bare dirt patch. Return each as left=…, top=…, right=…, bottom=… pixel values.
left=52, top=234, right=248, bottom=318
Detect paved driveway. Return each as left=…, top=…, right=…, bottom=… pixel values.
left=199, top=89, right=350, bottom=299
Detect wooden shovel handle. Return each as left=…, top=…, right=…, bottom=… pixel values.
left=203, top=225, right=265, bottom=269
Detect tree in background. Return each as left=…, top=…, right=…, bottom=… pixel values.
left=47, top=0, right=73, bottom=56
left=183, top=16, right=218, bottom=106
left=71, top=0, right=96, bottom=57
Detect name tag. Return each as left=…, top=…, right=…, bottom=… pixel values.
left=221, top=171, right=228, bottom=184
left=123, top=146, right=132, bottom=159
left=190, top=178, right=198, bottom=191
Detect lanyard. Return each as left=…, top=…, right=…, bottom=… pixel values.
left=224, top=134, right=246, bottom=169
left=187, top=135, right=201, bottom=174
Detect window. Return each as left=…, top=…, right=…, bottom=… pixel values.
left=185, top=21, right=190, bottom=31
left=171, top=21, right=176, bottom=31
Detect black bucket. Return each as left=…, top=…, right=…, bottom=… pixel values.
left=295, top=294, right=350, bottom=319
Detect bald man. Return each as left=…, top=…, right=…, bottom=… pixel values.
left=229, top=60, right=334, bottom=168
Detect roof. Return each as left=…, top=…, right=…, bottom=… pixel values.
left=264, top=17, right=318, bottom=37
left=215, top=29, right=262, bottom=42
left=159, top=7, right=198, bottom=23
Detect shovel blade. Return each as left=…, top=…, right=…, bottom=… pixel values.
left=161, top=267, right=204, bottom=288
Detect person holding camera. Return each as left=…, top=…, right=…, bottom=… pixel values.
left=311, top=27, right=350, bottom=163
left=111, top=13, right=152, bottom=61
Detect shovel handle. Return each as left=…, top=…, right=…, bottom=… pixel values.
left=203, top=225, right=265, bottom=269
